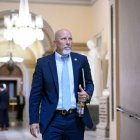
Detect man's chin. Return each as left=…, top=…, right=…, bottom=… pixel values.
left=63, top=49, right=71, bottom=55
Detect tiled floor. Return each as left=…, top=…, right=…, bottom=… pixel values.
left=0, top=112, right=110, bottom=140
left=0, top=128, right=109, bottom=140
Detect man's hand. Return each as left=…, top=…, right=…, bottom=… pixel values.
left=30, top=123, right=40, bottom=138
left=78, top=84, right=89, bottom=102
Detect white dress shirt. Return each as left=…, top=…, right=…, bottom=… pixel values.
left=55, top=52, right=76, bottom=110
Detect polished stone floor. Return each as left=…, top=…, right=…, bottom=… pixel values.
left=0, top=112, right=110, bottom=140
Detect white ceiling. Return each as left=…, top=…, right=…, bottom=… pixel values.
left=0, top=0, right=97, bottom=6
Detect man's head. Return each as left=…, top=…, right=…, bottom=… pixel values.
left=0, top=83, right=3, bottom=88
left=0, top=83, right=6, bottom=91
left=54, top=28, right=73, bottom=56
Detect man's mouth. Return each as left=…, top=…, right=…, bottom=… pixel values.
left=63, top=46, right=71, bottom=55
left=64, top=47, right=70, bottom=50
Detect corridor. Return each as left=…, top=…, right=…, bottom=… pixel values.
left=0, top=112, right=110, bottom=140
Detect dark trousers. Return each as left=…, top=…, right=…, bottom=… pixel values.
left=0, top=109, right=9, bottom=128
left=17, top=105, right=24, bottom=121
left=42, top=113, right=85, bottom=140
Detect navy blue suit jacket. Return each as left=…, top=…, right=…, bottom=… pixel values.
left=29, top=52, right=94, bottom=134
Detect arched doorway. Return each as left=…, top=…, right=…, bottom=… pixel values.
left=0, top=64, right=23, bottom=112
left=0, top=9, right=55, bottom=125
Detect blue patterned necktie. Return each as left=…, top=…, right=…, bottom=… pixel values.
left=61, top=56, right=71, bottom=111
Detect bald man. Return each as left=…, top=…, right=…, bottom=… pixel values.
left=29, top=28, right=94, bottom=140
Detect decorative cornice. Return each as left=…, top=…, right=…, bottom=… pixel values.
left=0, top=0, right=97, bottom=6
left=72, top=43, right=88, bottom=51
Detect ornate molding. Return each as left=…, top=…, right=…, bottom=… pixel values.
left=72, top=43, right=88, bottom=51
left=0, top=0, right=97, bottom=6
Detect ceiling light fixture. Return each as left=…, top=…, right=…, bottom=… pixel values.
left=3, top=0, right=44, bottom=49
left=0, top=53, right=23, bottom=63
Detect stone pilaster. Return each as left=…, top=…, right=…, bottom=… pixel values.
left=96, top=95, right=109, bottom=137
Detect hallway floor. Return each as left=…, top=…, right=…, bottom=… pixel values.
left=0, top=112, right=110, bottom=140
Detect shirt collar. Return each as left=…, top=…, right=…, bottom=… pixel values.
left=55, top=52, right=70, bottom=61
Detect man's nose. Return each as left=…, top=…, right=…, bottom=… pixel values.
left=65, top=39, right=71, bottom=44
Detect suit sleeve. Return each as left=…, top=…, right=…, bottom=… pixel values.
left=83, top=56, right=94, bottom=103
left=29, top=59, right=43, bottom=124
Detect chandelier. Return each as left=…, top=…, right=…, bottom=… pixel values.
left=6, top=53, right=20, bottom=72
left=0, top=52, right=23, bottom=63
left=3, top=0, right=44, bottom=49
left=0, top=52, right=24, bottom=72
left=0, top=40, right=23, bottom=72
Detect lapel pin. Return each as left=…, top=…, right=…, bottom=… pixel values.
left=74, top=58, right=78, bottom=61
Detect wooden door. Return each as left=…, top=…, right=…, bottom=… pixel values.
left=116, top=0, right=140, bottom=139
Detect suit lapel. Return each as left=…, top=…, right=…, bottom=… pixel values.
left=48, top=53, right=59, bottom=94
left=47, top=53, right=80, bottom=99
